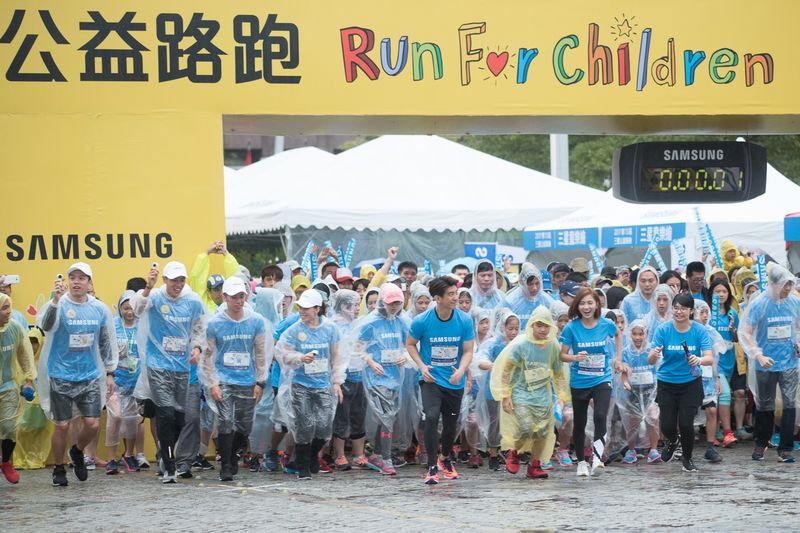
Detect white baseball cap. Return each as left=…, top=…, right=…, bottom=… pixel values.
left=222, top=276, right=247, bottom=296
left=285, top=260, right=301, bottom=271
left=296, top=289, right=323, bottom=308
left=163, top=261, right=188, bottom=280
left=67, top=262, right=93, bottom=278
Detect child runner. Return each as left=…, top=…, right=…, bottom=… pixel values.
left=693, top=299, right=727, bottom=463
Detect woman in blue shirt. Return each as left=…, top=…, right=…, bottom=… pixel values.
left=559, top=288, right=622, bottom=477
left=648, top=292, right=713, bottom=473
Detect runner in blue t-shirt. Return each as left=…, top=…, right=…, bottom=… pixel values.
left=201, top=277, right=269, bottom=482
left=739, top=265, right=800, bottom=462
left=559, top=287, right=622, bottom=477
left=407, top=276, right=474, bottom=485
left=648, top=292, right=713, bottom=473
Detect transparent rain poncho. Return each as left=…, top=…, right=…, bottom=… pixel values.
left=503, top=263, right=555, bottom=330
left=457, top=287, right=473, bottom=314
left=693, top=300, right=726, bottom=403
left=107, top=291, right=141, bottom=433
left=471, top=307, right=493, bottom=351
left=273, top=314, right=346, bottom=443
left=0, top=293, right=35, bottom=439
left=643, top=284, right=674, bottom=343
left=490, top=306, right=568, bottom=453
left=469, top=259, right=506, bottom=310
left=739, top=265, right=800, bottom=409
left=330, top=290, right=363, bottom=382
left=615, top=320, right=659, bottom=442
left=132, top=285, right=207, bottom=410
left=274, top=281, right=297, bottom=319
left=406, top=285, right=432, bottom=320
left=37, top=292, right=118, bottom=421
left=621, top=266, right=659, bottom=324
left=353, top=298, right=413, bottom=454
left=252, top=287, right=284, bottom=328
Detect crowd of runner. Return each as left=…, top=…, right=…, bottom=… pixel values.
left=0, top=238, right=798, bottom=487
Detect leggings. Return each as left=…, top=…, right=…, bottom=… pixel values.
left=656, top=378, right=703, bottom=460
left=420, top=382, right=464, bottom=468
left=571, top=383, right=612, bottom=462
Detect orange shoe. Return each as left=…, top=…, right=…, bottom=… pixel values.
left=424, top=465, right=440, bottom=485
left=722, top=432, right=737, bottom=448
left=438, top=456, right=459, bottom=479
left=505, top=450, right=521, bottom=474
left=1, top=461, right=20, bottom=484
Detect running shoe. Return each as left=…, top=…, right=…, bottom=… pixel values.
left=379, top=458, right=397, bottom=475
left=264, top=450, right=280, bottom=472
left=488, top=456, right=502, bottom=471
left=770, top=433, right=780, bottom=447
left=106, top=459, right=119, bottom=475
left=122, top=456, right=139, bottom=473
left=505, top=450, right=521, bottom=475
left=621, top=450, right=638, bottom=464
left=722, top=432, right=737, bottom=448
left=392, top=455, right=408, bottom=468
left=526, top=460, right=549, bottom=479
left=416, top=445, right=428, bottom=466
left=219, top=465, right=234, bottom=482
left=84, top=456, right=96, bottom=471
left=556, top=449, right=573, bottom=467
left=778, top=451, right=796, bottom=463
left=715, top=427, right=724, bottom=441
left=404, top=449, right=417, bottom=465
left=439, top=457, right=459, bottom=479
left=576, top=461, right=589, bottom=477
left=52, top=464, right=68, bottom=487
left=734, top=427, right=754, bottom=441
left=156, top=458, right=164, bottom=477
left=249, top=455, right=261, bottom=473
left=794, top=442, right=800, bottom=451
left=161, top=470, right=177, bottom=484
left=177, top=465, right=193, bottom=479
left=424, top=465, right=440, bottom=485
left=646, top=449, right=662, bottom=463
left=752, top=446, right=766, bottom=461
left=136, top=453, right=150, bottom=469
left=591, top=458, right=605, bottom=476
left=467, top=454, right=483, bottom=469
left=1, top=461, right=20, bottom=484
left=334, top=456, right=352, bottom=471
left=318, top=457, right=333, bottom=474
left=70, top=446, right=88, bottom=481
left=283, top=461, right=299, bottom=475
left=297, top=466, right=311, bottom=480
left=194, top=453, right=215, bottom=470
left=682, top=457, right=698, bottom=472
left=353, top=455, right=369, bottom=469
left=541, top=461, right=555, bottom=470
left=519, top=452, right=531, bottom=465
left=661, top=440, right=679, bottom=463
left=704, top=447, right=722, bottom=463
left=458, top=450, right=470, bottom=463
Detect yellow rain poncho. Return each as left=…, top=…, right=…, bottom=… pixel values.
left=13, top=327, right=54, bottom=469
left=720, top=239, right=754, bottom=271
left=732, top=268, right=757, bottom=303
left=189, top=249, right=242, bottom=312
left=490, top=305, right=569, bottom=455
left=359, top=264, right=377, bottom=281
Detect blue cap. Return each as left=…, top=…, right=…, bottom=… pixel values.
left=207, top=274, right=225, bottom=289
left=559, top=280, right=581, bottom=298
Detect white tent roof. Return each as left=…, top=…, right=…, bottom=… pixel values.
left=226, top=135, right=607, bottom=233
left=524, top=163, right=800, bottom=263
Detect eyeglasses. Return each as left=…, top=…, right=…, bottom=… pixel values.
left=672, top=305, right=691, bottom=312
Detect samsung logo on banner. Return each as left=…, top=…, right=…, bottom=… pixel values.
left=4, top=233, right=173, bottom=261
left=663, top=149, right=725, bottom=161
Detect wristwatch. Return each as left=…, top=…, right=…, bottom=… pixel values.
left=256, top=381, right=266, bottom=389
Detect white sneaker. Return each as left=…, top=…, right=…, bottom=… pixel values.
left=591, top=459, right=605, bottom=476
left=136, top=453, right=150, bottom=468
left=161, top=471, right=177, bottom=484
left=576, top=461, right=590, bottom=477
left=84, top=456, right=96, bottom=471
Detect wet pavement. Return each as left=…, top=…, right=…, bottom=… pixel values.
left=1, top=445, right=798, bottom=532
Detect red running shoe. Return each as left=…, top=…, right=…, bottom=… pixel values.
left=505, top=450, right=520, bottom=474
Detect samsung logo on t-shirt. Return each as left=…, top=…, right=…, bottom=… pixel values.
left=430, top=336, right=460, bottom=343
left=577, top=341, right=606, bottom=348
left=222, top=334, right=252, bottom=341
left=667, top=344, right=697, bottom=351
left=380, top=332, right=401, bottom=339
left=67, top=319, right=99, bottom=326
left=767, top=316, right=790, bottom=323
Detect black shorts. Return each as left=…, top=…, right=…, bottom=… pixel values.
left=50, top=378, right=101, bottom=421
left=729, top=364, right=746, bottom=391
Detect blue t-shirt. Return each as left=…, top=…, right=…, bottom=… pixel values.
left=359, top=316, right=409, bottom=390
left=621, top=292, right=651, bottom=325
left=744, top=294, right=800, bottom=372
left=714, top=309, right=739, bottom=377
left=622, top=344, right=656, bottom=389
left=483, top=335, right=508, bottom=401
left=408, top=307, right=475, bottom=390
left=335, top=319, right=362, bottom=384
left=651, top=321, right=712, bottom=384
left=559, top=318, right=618, bottom=389
left=280, top=319, right=340, bottom=389
left=113, top=316, right=140, bottom=393
left=207, top=312, right=266, bottom=387
left=271, top=313, right=300, bottom=387
left=142, top=290, right=206, bottom=373
left=504, top=289, right=554, bottom=330
left=46, top=297, right=112, bottom=382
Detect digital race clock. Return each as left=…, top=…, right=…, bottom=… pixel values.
left=612, top=141, right=767, bottom=203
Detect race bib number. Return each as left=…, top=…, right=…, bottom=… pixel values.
left=125, top=356, right=139, bottom=373
left=524, top=367, right=550, bottom=389
left=69, top=333, right=94, bottom=352
left=380, top=349, right=404, bottom=366
left=767, top=325, right=791, bottom=342
left=701, top=365, right=714, bottom=379
left=629, top=371, right=654, bottom=386
left=223, top=351, right=250, bottom=368
left=577, top=354, right=606, bottom=376
left=162, top=336, right=187, bottom=355
left=431, top=345, right=458, bottom=367
left=304, top=357, right=328, bottom=375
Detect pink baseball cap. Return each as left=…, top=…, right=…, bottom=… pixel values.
left=379, top=283, right=405, bottom=304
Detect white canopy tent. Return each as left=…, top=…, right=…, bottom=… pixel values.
left=225, top=135, right=609, bottom=265
left=523, top=163, right=800, bottom=266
